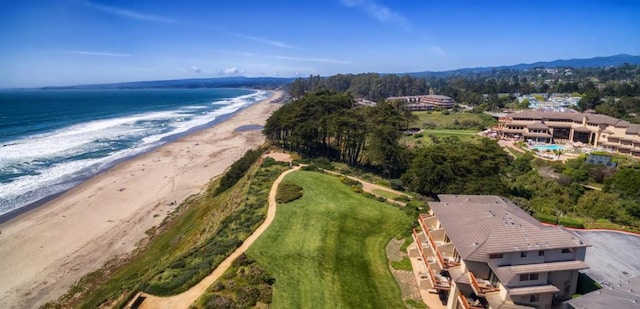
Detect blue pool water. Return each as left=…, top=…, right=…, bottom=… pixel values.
left=532, top=144, right=565, bottom=151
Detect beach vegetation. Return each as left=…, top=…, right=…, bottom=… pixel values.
left=214, top=146, right=267, bottom=195
left=50, top=152, right=288, bottom=308
left=192, top=253, right=274, bottom=309
left=247, top=170, right=411, bottom=308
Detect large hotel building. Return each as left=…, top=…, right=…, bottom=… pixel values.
left=410, top=195, right=590, bottom=309
left=494, top=110, right=640, bottom=157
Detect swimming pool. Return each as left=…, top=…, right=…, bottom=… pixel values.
left=532, top=144, right=565, bottom=151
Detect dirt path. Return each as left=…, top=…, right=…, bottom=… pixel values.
left=137, top=166, right=299, bottom=309
left=323, top=170, right=409, bottom=206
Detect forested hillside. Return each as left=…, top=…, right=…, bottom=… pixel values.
left=265, top=90, right=640, bottom=230
left=286, top=64, right=640, bottom=122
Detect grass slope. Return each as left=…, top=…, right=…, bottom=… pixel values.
left=247, top=171, right=411, bottom=309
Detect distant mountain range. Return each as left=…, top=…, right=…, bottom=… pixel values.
left=43, top=54, right=639, bottom=89
left=405, top=54, right=640, bottom=77
left=42, top=76, right=296, bottom=90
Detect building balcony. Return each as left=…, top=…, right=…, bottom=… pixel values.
left=469, top=271, right=500, bottom=297
left=418, top=214, right=460, bottom=269
left=458, top=291, right=485, bottom=309
left=413, top=229, right=451, bottom=291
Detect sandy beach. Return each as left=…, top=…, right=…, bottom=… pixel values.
left=0, top=90, right=283, bottom=308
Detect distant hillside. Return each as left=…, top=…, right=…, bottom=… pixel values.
left=42, top=76, right=295, bottom=90
left=405, top=54, right=640, bottom=77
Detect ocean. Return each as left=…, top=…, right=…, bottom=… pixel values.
left=0, top=88, right=269, bottom=218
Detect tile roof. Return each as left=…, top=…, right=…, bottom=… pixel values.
left=508, top=284, right=559, bottom=296
left=507, top=111, right=633, bottom=128
left=490, top=260, right=589, bottom=284
left=429, top=195, right=589, bottom=263
left=527, top=122, right=549, bottom=130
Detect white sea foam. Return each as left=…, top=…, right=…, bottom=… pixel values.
left=0, top=90, right=267, bottom=215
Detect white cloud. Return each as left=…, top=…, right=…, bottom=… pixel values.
left=220, top=67, right=245, bottom=75
left=189, top=65, right=201, bottom=73
left=84, top=1, right=178, bottom=23
left=339, top=0, right=410, bottom=30
left=67, top=50, right=131, bottom=57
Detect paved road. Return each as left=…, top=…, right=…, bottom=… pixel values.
left=571, top=229, right=640, bottom=284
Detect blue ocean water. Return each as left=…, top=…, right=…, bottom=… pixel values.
left=0, top=88, right=269, bottom=216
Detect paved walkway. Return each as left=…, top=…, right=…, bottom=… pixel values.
left=136, top=166, right=299, bottom=309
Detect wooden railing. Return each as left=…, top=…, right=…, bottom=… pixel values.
left=469, top=272, right=500, bottom=296
left=458, top=291, right=483, bottom=309
left=413, top=229, right=450, bottom=290
left=418, top=214, right=460, bottom=269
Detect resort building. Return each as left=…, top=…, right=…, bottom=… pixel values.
left=410, top=195, right=590, bottom=309
left=494, top=110, right=640, bottom=157
left=387, top=94, right=456, bottom=110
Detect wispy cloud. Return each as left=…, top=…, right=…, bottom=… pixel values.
left=214, top=50, right=350, bottom=65
left=84, top=1, right=178, bottom=23
left=232, top=33, right=296, bottom=49
left=430, top=46, right=445, bottom=56
left=67, top=50, right=131, bottom=57
left=340, top=0, right=410, bottom=30
left=275, top=55, right=351, bottom=64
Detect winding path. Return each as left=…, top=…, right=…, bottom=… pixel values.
left=137, top=166, right=300, bottom=309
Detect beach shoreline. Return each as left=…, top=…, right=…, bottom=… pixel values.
left=0, top=90, right=284, bottom=308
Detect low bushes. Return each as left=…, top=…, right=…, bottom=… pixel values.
left=214, top=147, right=266, bottom=195
left=195, top=254, right=274, bottom=309
left=276, top=182, right=304, bottom=203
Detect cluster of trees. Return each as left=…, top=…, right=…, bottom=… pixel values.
left=286, top=73, right=429, bottom=101
left=264, top=90, right=411, bottom=176
left=266, top=90, right=640, bottom=228
left=285, top=64, right=640, bottom=120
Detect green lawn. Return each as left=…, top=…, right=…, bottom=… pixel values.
left=412, top=110, right=496, bottom=130
left=247, top=171, right=411, bottom=309
left=371, top=188, right=410, bottom=201
left=404, top=129, right=480, bottom=147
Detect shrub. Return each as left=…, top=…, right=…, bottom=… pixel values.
left=394, top=195, right=410, bottom=202
left=391, top=257, right=413, bottom=271
left=413, top=133, right=424, bottom=138
left=301, top=164, right=319, bottom=171
left=236, top=286, right=261, bottom=307
left=276, top=182, right=304, bottom=203
left=312, top=157, right=334, bottom=170
left=261, top=156, right=277, bottom=167
left=389, top=179, right=404, bottom=190
left=205, top=295, right=235, bottom=309
left=351, top=186, right=363, bottom=193
left=215, top=147, right=265, bottom=195
left=340, top=176, right=362, bottom=187
left=258, top=285, right=273, bottom=304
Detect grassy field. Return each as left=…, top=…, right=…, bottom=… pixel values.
left=411, top=110, right=496, bottom=130
left=403, top=129, right=480, bottom=147
left=371, top=188, right=409, bottom=201
left=247, top=171, right=411, bottom=309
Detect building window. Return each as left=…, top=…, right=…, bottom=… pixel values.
left=521, top=251, right=527, bottom=258
left=520, top=273, right=539, bottom=281
left=561, top=248, right=575, bottom=254
left=530, top=294, right=540, bottom=302
left=489, top=253, right=503, bottom=259
left=538, top=250, right=544, bottom=256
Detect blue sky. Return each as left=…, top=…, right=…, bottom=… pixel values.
left=1, top=0, right=639, bottom=87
